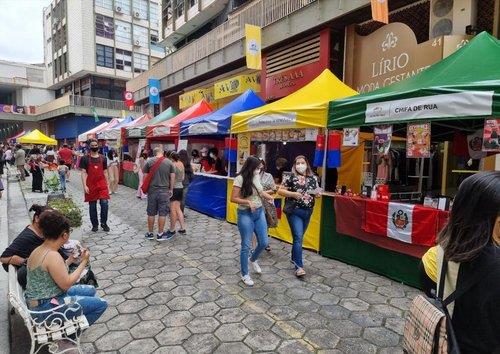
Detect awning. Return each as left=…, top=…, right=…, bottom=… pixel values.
left=8, top=130, right=26, bottom=141
left=232, top=69, right=357, bottom=133
left=328, top=32, right=500, bottom=128
left=181, top=90, right=265, bottom=136
left=97, top=115, right=135, bottom=140
left=127, top=108, right=177, bottom=138
left=77, top=122, right=109, bottom=142
left=18, top=129, right=57, bottom=145
left=147, top=100, right=213, bottom=139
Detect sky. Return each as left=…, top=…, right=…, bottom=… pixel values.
left=0, top=0, right=52, bottom=64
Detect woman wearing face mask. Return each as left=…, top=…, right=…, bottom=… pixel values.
left=231, top=156, right=274, bottom=286
left=278, top=156, right=321, bottom=277
left=255, top=159, right=276, bottom=252
left=199, top=147, right=212, bottom=173
left=191, top=149, right=201, bottom=173
left=209, top=148, right=226, bottom=176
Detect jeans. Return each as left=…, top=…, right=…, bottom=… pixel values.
left=59, top=174, right=66, bottom=191
left=89, top=199, right=108, bottom=227
left=31, top=285, right=108, bottom=326
left=286, top=207, right=313, bottom=269
left=237, top=207, right=268, bottom=277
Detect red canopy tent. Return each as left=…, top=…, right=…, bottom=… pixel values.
left=7, top=130, right=26, bottom=143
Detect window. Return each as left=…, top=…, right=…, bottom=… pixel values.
left=96, top=44, right=114, bottom=68
left=149, top=2, right=159, bottom=27
left=133, top=53, right=149, bottom=73
left=189, top=0, right=197, bottom=8
left=150, top=29, right=158, bottom=44
left=116, top=49, right=132, bottom=71
left=95, top=0, right=112, bottom=10
left=115, top=20, right=132, bottom=43
left=96, top=14, right=114, bottom=39
left=132, top=0, right=148, bottom=19
left=175, top=0, right=184, bottom=18
left=115, top=0, right=131, bottom=14
left=133, top=24, right=148, bottom=46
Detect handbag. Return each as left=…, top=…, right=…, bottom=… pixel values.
left=283, top=198, right=296, bottom=214
left=253, top=183, right=278, bottom=227
left=141, top=157, right=165, bottom=194
left=403, top=258, right=488, bottom=354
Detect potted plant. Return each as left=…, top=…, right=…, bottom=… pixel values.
left=48, top=198, right=84, bottom=240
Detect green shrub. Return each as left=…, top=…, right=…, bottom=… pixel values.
left=48, top=198, right=83, bottom=228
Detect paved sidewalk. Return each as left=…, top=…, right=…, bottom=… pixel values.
left=11, top=177, right=419, bottom=353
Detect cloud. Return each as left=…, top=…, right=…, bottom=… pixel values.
left=0, top=0, right=52, bottom=63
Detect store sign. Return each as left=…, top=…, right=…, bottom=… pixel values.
left=128, top=128, right=143, bottom=137
left=345, top=23, right=470, bottom=94
left=247, top=112, right=297, bottom=129
left=179, top=87, right=215, bottom=110
left=0, top=104, right=30, bottom=114
left=250, top=128, right=317, bottom=142
left=264, top=65, right=323, bottom=100
left=366, top=91, right=493, bottom=123
left=188, top=122, right=218, bottom=135
left=152, top=126, right=170, bottom=137
left=214, top=74, right=260, bottom=100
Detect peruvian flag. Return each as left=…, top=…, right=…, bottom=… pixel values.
left=364, top=201, right=439, bottom=246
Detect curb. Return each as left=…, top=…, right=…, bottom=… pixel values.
left=0, top=175, right=11, bottom=353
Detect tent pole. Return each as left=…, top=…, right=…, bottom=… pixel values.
left=418, top=157, right=425, bottom=196
left=321, top=129, right=327, bottom=189
left=441, top=141, right=449, bottom=196
left=228, top=133, right=232, bottom=178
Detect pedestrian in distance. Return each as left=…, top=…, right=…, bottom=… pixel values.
left=278, top=155, right=321, bottom=278
left=106, top=149, right=120, bottom=195
left=178, top=149, right=193, bottom=215
left=136, top=149, right=148, bottom=199
left=231, top=156, right=275, bottom=287
left=166, top=151, right=187, bottom=236
left=57, top=160, right=69, bottom=193
left=58, top=143, right=74, bottom=182
left=79, top=139, right=110, bottom=232
left=15, top=144, right=26, bottom=181
left=142, top=146, right=175, bottom=241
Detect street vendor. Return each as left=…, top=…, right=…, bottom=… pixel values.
left=79, top=139, right=110, bottom=232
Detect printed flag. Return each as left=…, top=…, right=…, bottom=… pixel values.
left=364, top=200, right=438, bottom=246
left=313, top=134, right=325, bottom=167
left=91, top=106, right=99, bottom=122
left=148, top=78, right=160, bottom=105
left=371, top=0, right=389, bottom=24
left=224, top=137, right=237, bottom=163
left=327, top=131, right=341, bottom=168
left=124, top=91, right=135, bottom=109
left=245, top=24, right=262, bottom=70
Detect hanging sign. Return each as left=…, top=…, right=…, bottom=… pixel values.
left=482, top=118, right=500, bottom=152
left=214, top=74, right=260, bottom=100
left=467, top=129, right=486, bottom=159
left=373, top=125, right=392, bottom=155
left=179, top=87, right=215, bottom=110
left=342, top=127, right=360, bottom=147
left=406, top=122, right=431, bottom=158
left=237, top=133, right=251, bottom=173
left=245, top=24, right=262, bottom=70
left=148, top=79, right=160, bottom=105
left=124, top=91, right=135, bottom=108
left=250, top=128, right=317, bottom=142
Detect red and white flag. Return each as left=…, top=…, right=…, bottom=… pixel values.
left=124, top=91, right=135, bottom=109
left=364, top=201, right=438, bottom=246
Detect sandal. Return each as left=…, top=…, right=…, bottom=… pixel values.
left=295, top=268, right=306, bottom=277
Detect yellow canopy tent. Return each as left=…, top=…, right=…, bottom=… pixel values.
left=231, top=69, right=357, bottom=133
left=18, top=129, right=57, bottom=145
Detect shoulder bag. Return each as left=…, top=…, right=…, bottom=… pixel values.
left=253, top=183, right=278, bottom=228
left=141, top=157, right=165, bottom=194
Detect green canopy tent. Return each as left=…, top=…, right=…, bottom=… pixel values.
left=126, top=107, right=178, bottom=138
left=328, top=31, right=500, bottom=129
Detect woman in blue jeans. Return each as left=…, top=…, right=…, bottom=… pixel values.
left=278, top=156, right=321, bottom=277
left=231, top=156, right=275, bottom=286
left=25, top=210, right=107, bottom=325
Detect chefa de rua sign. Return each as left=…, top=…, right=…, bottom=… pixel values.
left=344, top=22, right=471, bottom=94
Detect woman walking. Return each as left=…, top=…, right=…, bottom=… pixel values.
left=255, top=159, right=276, bottom=252
left=278, top=155, right=321, bottom=277
left=106, top=150, right=120, bottom=195
left=166, top=151, right=186, bottom=236
left=135, top=150, right=148, bottom=199
left=231, top=156, right=274, bottom=286
left=178, top=149, right=193, bottom=214
left=29, top=156, right=45, bottom=193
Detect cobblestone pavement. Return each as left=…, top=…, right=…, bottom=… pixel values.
left=19, top=177, right=420, bottom=353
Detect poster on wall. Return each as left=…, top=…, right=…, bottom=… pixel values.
left=237, top=133, right=251, bottom=173
left=482, top=118, right=500, bottom=152
left=406, top=122, right=431, bottom=158
left=177, top=139, right=188, bottom=151
left=468, top=129, right=487, bottom=159
left=342, top=127, right=360, bottom=147
left=373, top=125, right=392, bottom=155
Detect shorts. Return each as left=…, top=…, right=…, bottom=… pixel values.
left=147, top=190, right=170, bottom=216
left=170, top=188, right=183, bottom=202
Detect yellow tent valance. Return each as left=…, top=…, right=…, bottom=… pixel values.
left=18, top=129, right=57, bottom=145
left=231, top=69, right=357, bottom=133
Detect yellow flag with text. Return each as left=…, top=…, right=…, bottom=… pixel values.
left=245, top=24, right=261, bottom=70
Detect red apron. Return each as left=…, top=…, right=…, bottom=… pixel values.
left=84, top=155, right=110, bottom=202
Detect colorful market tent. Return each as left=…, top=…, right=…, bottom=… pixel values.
left=180, top=90, right=265, bottom=136
left=97, top=115, right=135, bottom=140
left=8, top=130, right=26, bottom=143
left=232, top=69, right=357, bottom=133
left=18, top=129, right=57, bottom=145
left=147, top=100, right=213, bottom=139
left=77, top=122, right=109, bottom=142
left=126, top=107, right=177, bottom=138
left=328, top=31, right=500, bottom=128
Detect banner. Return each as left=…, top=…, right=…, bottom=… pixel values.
left=371, top=0, right=388, bottom=24
left=342, top=127, right=360, bottom=147
left=406, top=122, right=430, bottom=158
left=179, top=87, right=215, bottom=110
left=214, top=74, right=260, bottom=100
left=373, top=125, right=392, bottom=155
left=482, top=118, right=500, bottom=152
left=245, top=24, right=262, bottom=70
left=148, top=78, right=160, bottom=105
left=0, top=104, right=27, bottom=114
left=237, top=132, right=251, bottom=173
left=124, top=91, right=135, bottom=108
left=467, top=129, right=487, bottom=159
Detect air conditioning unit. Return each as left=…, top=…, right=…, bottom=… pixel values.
left=115, top=5, right=122, bottom=13
left=133, top=39, right=141, bottom=46
left=452, top=0, right=477, bottom=35
left=134, top=11, right=141, bottom=18
left=429, top=0, right=477, bottom=38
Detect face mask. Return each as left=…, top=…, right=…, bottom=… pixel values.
left=295, top=163, right=307, bottom=174
left=90, top=147, right=99, bottom=152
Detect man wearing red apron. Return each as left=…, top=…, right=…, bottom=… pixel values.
left=79, top=139, right=110, bottom=232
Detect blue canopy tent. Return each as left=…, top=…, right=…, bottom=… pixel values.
left=180, top=89, right=265, bottom=136
left=180, top=90, right=265, bottom=219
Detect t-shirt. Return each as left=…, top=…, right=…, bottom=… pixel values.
left=143, top=157, right=175, bottom=192
left=79, top=155, right=107, bottom=171
left=58, top=148, right=73, bottom=164
left=14, top=149, right=25, bottom=166
left=233, top=175, right=263, bottom=210
left=422, top=245, right=437, bottom=283
left=283, top=173, right=320, bottom=209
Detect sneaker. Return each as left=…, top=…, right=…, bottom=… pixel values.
left=144, top=232, right=154, bottom=240
left=241, top=275, right=254, bottom=286
left=251, top=261, right=262, bottom=274
left=91, top=225, right=98, bottom=232
left=178, top=229, right=186, bottom=235
left=101, top=224, right=110, bottom=232
left=157, top=231, right=175, bottom=242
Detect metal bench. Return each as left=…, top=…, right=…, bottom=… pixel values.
left=7, top=265, right=89, bottom=354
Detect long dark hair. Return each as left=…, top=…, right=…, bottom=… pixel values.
left=238, top=156, right=261, bottom=198
left=178, top=150, right=192, bottom=172
left=438, top=171, right=500, bottom=262
left=29, top=204, right=52, bottom=223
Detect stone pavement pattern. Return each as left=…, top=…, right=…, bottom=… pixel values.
left=16, top=176, right=420, bottom=353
